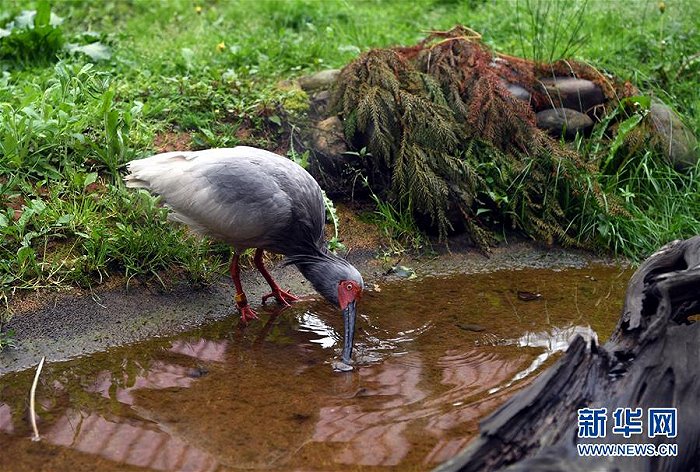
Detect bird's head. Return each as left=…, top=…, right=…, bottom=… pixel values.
left=290, top=253, right=363, bottom=367
left=330, top=260, right=363, bottom=368
left=291, top=253, right=363, bottom=308
left=334, top=263, right=364, bottom=311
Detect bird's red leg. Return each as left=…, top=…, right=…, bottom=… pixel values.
left=230, top=252, right=258, bottom=322
left=254, top=248, right=300, bottom=306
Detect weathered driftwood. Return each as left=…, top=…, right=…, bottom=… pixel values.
left=437, top=236, right=700, bottom=472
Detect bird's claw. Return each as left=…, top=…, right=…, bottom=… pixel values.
left=262, top=288, right=299, bottom=306
left=239, top=305, right=258, bottom=323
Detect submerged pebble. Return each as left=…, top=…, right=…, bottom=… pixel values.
left=517, top=291, right=543, bottom=301
left=456, top=323, right=486, bottom=332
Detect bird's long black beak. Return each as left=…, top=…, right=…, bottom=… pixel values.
left=341, top=300, right=357, bottom=364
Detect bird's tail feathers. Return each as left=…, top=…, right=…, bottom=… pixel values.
left=124, top=152, right=194, bottom=191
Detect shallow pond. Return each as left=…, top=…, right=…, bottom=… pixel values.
left=0, top=264, right=631, bottom=471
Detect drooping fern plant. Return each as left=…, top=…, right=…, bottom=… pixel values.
left=332, top=26, right=623, bottom=250
left=334, top=48, right=480, bottom=239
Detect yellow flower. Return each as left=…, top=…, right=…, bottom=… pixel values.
left=195, top=5, right=203, bottom=14
left=658, top=1, right=666, bottom=13
left=217, top=42, right=225, bottom=52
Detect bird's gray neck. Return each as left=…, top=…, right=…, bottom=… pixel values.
left=291, top=250, right=346, bottom=307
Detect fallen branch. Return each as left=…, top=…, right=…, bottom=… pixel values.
left=29, top=356, right=45, bottom=442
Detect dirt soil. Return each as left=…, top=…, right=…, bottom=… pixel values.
left=0, top=204, right=618, bottom=376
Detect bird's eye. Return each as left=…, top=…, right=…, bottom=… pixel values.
left=346, top=283, right=353, bottom=291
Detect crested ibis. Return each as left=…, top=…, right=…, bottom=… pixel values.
left=124, top=146, right=364, bottom=365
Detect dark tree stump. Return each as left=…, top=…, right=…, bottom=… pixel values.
left=437, top=236, right=700, bottom=472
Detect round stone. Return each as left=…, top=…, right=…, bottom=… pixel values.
left=539, top=77, right=605, bottom=113
left=536, top=108, right=594, bottom=139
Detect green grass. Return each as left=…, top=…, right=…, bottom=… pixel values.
left=0, top=0, right=699, bottom=328
left=361, top=176, right=427, bottom=256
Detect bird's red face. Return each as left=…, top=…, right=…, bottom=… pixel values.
left=338, top=279, right=362, bottom=311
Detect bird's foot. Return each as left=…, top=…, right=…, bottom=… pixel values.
left=262, top=288, right=299, bottom=307
left=235, top=293, right=258, bottom=323
left=239, top=305, right=258, bottom=323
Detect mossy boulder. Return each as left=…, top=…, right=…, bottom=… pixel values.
left=648, top=100, right=698, bottom=171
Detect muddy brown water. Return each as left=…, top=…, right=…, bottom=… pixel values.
left=0, top=264, right=631, bottom=472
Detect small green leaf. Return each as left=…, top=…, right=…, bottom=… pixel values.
left=327, top=237, right=346, bottom=253
left=84, top=172, right=98, bottom=188
left=621, top=95, right=651, bottom=110
left=180, top=47, right=195, bottom=69
left=21, top=231, right=38, bottom=248
left=17, top=245, right=35, bottom=265
left=34, top=1, right=51, bottom=28
left=57, top=214, right=73, bottom=225
left=604, top=113, right=644, bottom=170
left=268, top=115, right=282, bottom=126
left=31, top=199, right=47, bottom=213
left=101, top=88, right=116, bottom=113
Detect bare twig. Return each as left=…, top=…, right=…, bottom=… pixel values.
left=29, top=356, right=45, bottom=442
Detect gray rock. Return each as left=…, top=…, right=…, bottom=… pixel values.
left=312, top=116, right=345, bottom=156
left=310, top=90, right=331, bottom=116
left=312, top=89, right=330, bottom=103
left=332, top=360, right=354, bottom=372
left=648, top=99, right=698, bottom=171
left=298, top=69, right=340, bottom=91
left=388, top=265, right=416, bottom=279
left=540, top=77, right=605, bottom=113
left=308, top=116, right=354, bottom=194
left=536, top=108, right=593, bottom=139
left=502, top=81, right=531, bottom=103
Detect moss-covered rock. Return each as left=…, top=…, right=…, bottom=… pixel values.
left=648, top=100, right=698, bottom=171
